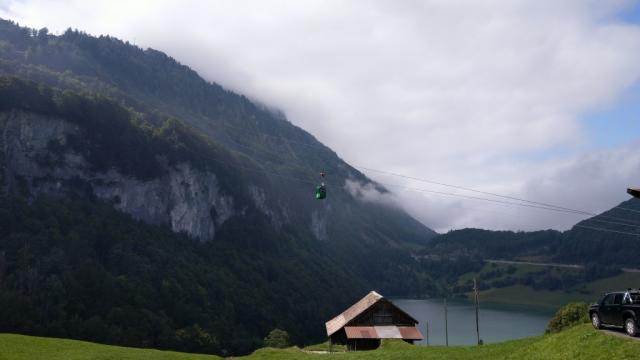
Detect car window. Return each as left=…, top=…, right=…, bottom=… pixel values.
left=603, top=294, right=615, bottom=305
left=614, top=294, right=623, bottom=305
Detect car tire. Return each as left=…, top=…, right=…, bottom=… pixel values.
left=626, top=318, right=638, bottom=337
left=591, top=313, right=602, bottom=330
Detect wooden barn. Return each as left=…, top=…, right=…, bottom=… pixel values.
left=325, top=291, right=423, bottom=351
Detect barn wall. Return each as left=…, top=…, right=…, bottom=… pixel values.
left=349, top=299, right=416, bottom=326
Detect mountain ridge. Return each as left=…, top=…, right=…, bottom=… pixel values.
left=1, top=17, right=636, bottom=356
left=0, top=18, right=437, bottom=355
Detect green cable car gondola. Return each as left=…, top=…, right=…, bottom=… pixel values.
left=315, top=171, right=327, bottom=200
left=315, top=185, right=326, bottom=200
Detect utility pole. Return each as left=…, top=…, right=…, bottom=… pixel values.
left=473, top=277, right=480, bottom=345
left=426, top=321, right=430, bottom=346
left=444, top=297, right=449, bottom=347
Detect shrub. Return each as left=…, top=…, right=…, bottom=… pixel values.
left=263, top=328, right=290, bottom=348
left=546, top=302, right=589, bottom=333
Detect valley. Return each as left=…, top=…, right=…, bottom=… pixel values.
left=0, top=15, right=639, bottom=358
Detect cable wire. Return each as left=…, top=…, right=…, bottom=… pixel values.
left=208, top=116, right=640, bottom=221
left=202, top=147, right=640, bottom=237
left=573, top=225, right=639, bottom=237
left=199, top=117, right=640, bottom=229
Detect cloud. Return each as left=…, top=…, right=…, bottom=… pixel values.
left=2, top=0, right=640, bottom=232
left=344, top=179, right=398, bottom=207
left=391, top=141, right=640, bottom=232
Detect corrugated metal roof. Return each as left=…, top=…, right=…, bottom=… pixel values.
left=398, top=326, right=424, bottom=340
left=344, top=326, right=424, bottom=340
left=373, top=326, right=403, bottom=338
left=345, top=326, right=378, bottom=339
left=325, top=291, right=383, bottom=336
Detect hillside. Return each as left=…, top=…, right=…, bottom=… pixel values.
left=0, top=19, right=438, bottom=356
left=425, top=197, right=640, bottom=265
left=2, top=15, right=638, bottom=358
left=2, top=325, right=640, bottom=360
left=413, top=197, right=640, bottom=301
left=0, top=333, right=219, bottom=360
left=556, top=197, right=640, bottom=265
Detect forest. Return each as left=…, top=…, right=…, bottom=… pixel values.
left=0, top=76, right=438, bottom=355
left=1, top=17, right=639, bottom=357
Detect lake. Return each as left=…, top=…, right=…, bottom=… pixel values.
left=393, top=298, right=553, bottom=346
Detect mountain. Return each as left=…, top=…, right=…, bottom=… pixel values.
left=422, top=197, right=640, bottom=267
left=555, top=197, right=640, bottom=266
left=0, top=19, right=437, bottom=355
left=415, top=198, right=640, bottom=295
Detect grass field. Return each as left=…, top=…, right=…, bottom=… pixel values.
left=2, top=325, right=640, bottom=360
left=0, top=334, right=220, bottom=360
left=462, top=265, right=640, bottom=310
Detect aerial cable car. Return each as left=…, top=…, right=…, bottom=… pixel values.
left=628, top=188, right=640, bottom=199
left=315, top=171, right=327, bottom=200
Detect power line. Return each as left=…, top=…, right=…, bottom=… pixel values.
left=354, top=166, right=640, bottom=227
left=582, top=217, right=640, bottom=230
left=209, top=117, right=640, bottom=221
left=213, top=138, right=640, bottom=225
left=193, top=117, right=640, bottom=229
left=358, top=166, right=588, bottom=216
left=573, top=225, right=639, bottom=237
left=201, top=148, right=640, bottom=237
left=612, top=206, right=640, bottom=215
left=202, top=148, right=590, bottom=215
left=375, top=181, right=594, bottom=215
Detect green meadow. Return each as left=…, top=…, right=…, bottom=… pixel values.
left=2, top=325, right=640, bottom=360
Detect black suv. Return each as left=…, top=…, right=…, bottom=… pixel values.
left=590, top=290, right=640, bottom=337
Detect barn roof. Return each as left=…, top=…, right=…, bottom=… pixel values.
left=344, top=326, right=423, bottom=340
left=325, top=291, right=419, bottom=337
left=326, top=291, right=383, bottom=336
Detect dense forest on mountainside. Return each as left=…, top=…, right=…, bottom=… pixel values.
left=1, top=17, right=639, bottom=356
left=419, top=197, right=640, bottom=294
left=423, top=197, right=640, bottom=268
left=0, top=75, right=440, bottom=355
left=0, top=19, right=438, bottom=355
left=554, top=199, right=640, bottom=266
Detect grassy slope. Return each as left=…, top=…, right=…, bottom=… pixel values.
left=3, top=325, right=640, bottom=360
left=244, top=325, right=640, bottom=360
left=0, top=334, right=220, bottom=360
left=461, top=264, right=640, bottom=310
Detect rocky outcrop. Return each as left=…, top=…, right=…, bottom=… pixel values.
left=248, top=184, right=287, bottom=229
left=0, top=110, right=234, bottom=240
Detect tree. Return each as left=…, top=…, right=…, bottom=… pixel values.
left=263, top=328, right=289, bottom=348
left=546, top=302, right=589, bottom=333
left=37, top=27, right=49, bottom=41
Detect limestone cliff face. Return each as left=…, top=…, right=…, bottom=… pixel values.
left=0, top=110, right=234, bottom=240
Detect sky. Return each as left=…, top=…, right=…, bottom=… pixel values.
left=2, top=0, right=640, bottom=232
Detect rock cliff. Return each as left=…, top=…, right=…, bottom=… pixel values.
left=1, top=110, right=234, bottom=240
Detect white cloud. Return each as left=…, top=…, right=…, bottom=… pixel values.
left=388, top=141, right=640, bottom=232
left=344, top=179, right=398, bottom=207
left=2, top=0, right=640, bottom=232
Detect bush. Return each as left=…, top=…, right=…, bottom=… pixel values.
left=546, top=302, right=589, bottom=334
left=263, top=328, right=290, bottom=348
